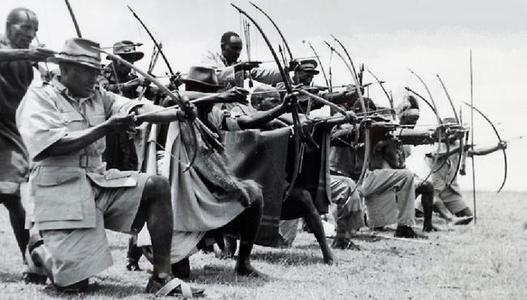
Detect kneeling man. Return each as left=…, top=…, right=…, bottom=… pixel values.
left=17, top=38, right=197, bottom=295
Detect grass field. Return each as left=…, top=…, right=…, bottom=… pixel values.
left=1, top=191, right=526, bottom=299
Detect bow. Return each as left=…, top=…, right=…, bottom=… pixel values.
left=463, top=101, right=507, bottom=193
left=249, top=1, right=293, bottom=65
left=231, top=3, right=303, bottom=200
left=127, top=5, right=176, bottom=78
left=241, top=18, right=254, bottom=88
left=96, top=57, right=223, bottom=174
left=365, top=68, right=395, bottom=120
left=126, top=5, right=209, bottom=170
left=303, top=40, right=330, bottom=115
left=64, top=0, right=82, bottom=38
left=436, top=74, right=466, bottom=187
left=137, top=44, right=162, bottom=102
left=330, top=35, right=360, bottom=87
left=408, top=70, right=448, bottom=183
left=323, top=39, right=370, bottom=188
left=303, top=40, right=331, bottom=92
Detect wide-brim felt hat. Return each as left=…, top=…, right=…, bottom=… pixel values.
left=48, top=38, right=102, bottom=70
left=106, top=40, right=144, bottom=62
left=181, top=66, right=224, bottom=89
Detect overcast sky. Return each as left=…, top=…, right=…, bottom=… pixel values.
left=1, top=0, right=525, bottom=191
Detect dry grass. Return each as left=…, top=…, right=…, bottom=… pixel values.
left=1, top=191, right=526, bottom=299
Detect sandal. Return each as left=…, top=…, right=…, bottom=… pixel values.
left=145, top=275, right=204, bottom=298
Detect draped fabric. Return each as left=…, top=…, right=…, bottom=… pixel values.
left=0, top=35, right=33, bottom=195
left=221, top=128, right=290, bottom=246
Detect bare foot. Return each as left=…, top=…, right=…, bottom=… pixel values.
left=423, top=223, right=440, bottom=232
left=331, top=238, right=360, bottom=251
left=235, top=261, right=264, bottom=277
left=323, top=254, right=335, bottom=265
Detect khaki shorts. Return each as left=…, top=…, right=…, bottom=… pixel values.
left=436, top=187, right=467, bottom=214
left=41, top=173, right=149, bottom=286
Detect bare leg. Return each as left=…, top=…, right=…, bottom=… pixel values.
left=415, top=182, right=438, bottom=232
left=1, top=194, right=29, bottom=261
left=131, top=175, right=173, bottom=277
left=126, top=234, right=143, bottom=271
left=283, top=189, right=334, bottom=265
left=234, top=196, right=263, bottom=276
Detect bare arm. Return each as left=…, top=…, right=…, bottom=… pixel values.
left=236, top=102, right=288, bottom=129
left=0, top=47, right=55, bottom=62
left=468, top=141, right=507, bottom=157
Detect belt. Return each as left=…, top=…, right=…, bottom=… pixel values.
left=36, top=154, right=103, bottom=169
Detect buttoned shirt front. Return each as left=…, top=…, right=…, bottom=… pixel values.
left=16, top=78, right=145, bottom=230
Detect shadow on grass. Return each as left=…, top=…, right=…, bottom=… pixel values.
left=40, top=281, right=143, bottom=299
left=0, top=269, right=21, bottom=283
left=191, top=264, right=272, bottom=286
left=250, top=250, right=324, bottom=265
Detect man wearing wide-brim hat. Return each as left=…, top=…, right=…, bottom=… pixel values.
left=16, top=37, right=201, bottom=295
left=101, top=40, right=148, bottom=98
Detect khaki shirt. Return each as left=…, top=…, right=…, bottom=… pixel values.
left=427, top=145, right=461, bottom=193
left=201, top=51, right=282, bottom=89
left=16, top=78, right=146, bottom=230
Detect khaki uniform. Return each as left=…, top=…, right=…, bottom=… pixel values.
left=360, top=169, right=416, bottom=228
left=16, top=78, right=153, bottom=286
left=427, top=151, right=467, bottom=214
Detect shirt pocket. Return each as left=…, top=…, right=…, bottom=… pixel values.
left=33, top=170, right=88, bottom=222
left=60, top=111, right=85, bottom=131
left=87, top=114, right=106, bottom=127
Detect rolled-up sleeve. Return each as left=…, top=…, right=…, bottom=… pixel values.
left=16, top=88, right=68, bottom=161
left=100, top=89, right=144, bottom=117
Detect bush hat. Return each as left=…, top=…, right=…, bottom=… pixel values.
left=48, top=38, right=102, bottom=69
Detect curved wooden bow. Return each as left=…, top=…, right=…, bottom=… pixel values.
left=303, top=40, right=330, bottom=91
left=64, top=0, right=82, bottom=38
left=303, top=40, right=330, bottom=115
left=463, top=102, right=507, bottom=193
left=96, top=49, right=222, bottom=171
left=437, top=74, right=465, bottom=187
left=126, top=5, right=207, bottom=170
left=249, top=1, right=294, bottom=65
left=365, top=68, right=395, bottom=120
left=408, top=70, right=448, bottom=183
left=323, top=39, right=370, bottom=188
left=231, top=3, right=303, bottom=200
left=127, top=5, right=175, bottom=77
